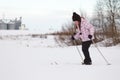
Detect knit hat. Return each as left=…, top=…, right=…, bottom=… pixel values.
left=72, top=12, right=81, bottom=22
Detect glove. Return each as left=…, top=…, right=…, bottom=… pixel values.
left=73, top=32, right=76, bottom=35
left=88, top=35, right=92, bottom=39
left=71, top=32, right=76, bottom=40
left=71, top=36, right=75, bottom=40
left=79, top=33, right=82, bottom=35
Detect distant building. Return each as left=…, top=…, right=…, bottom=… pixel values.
left=19, top=24, right=26, bottom=30
left=0, top=17, right=22, bottom=30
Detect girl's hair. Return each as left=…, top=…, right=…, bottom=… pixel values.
left=72, top=12, right=81, bottom=30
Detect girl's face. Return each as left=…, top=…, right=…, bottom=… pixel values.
left=74, top=21, right=79, bottom=27
left=74, top=21, right=80, bottom=29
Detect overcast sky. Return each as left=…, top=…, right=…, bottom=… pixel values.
left=0, top=0, right=97, bottom=33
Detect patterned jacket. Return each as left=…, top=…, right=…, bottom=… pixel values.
left=74, top=18, right=94, bottom=42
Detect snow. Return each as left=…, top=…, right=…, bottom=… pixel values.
left=0, top=30, right=120, bottom=80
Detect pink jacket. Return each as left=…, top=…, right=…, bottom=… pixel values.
left=74, top=18, right=94, bottom=42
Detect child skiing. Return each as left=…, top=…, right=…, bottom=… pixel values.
left=71, top=12, right=94, bottom=65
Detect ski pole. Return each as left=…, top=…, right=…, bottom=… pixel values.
left=92, top=40, right=111, bottom=65
left=73, top=40, right=84, bottom=63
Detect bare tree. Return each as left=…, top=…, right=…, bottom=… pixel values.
left=93, top=0, right=120, bottom=46
left=105, top=0, right=120, bottom=45
left=95, top=0, right=105, bottom=39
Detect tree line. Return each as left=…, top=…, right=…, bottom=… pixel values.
left=92, top=0, right=120, bottom=46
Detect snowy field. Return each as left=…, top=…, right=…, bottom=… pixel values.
left=0, top=30, right=120, bottom=80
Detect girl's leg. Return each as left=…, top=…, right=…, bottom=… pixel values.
left=82, top=40, right=92, bottom=64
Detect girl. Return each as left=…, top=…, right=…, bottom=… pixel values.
left=72, top=12, right=94, bottom=65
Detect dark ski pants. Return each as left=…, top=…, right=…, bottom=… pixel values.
left=82, top=40, right=92, bottom=63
